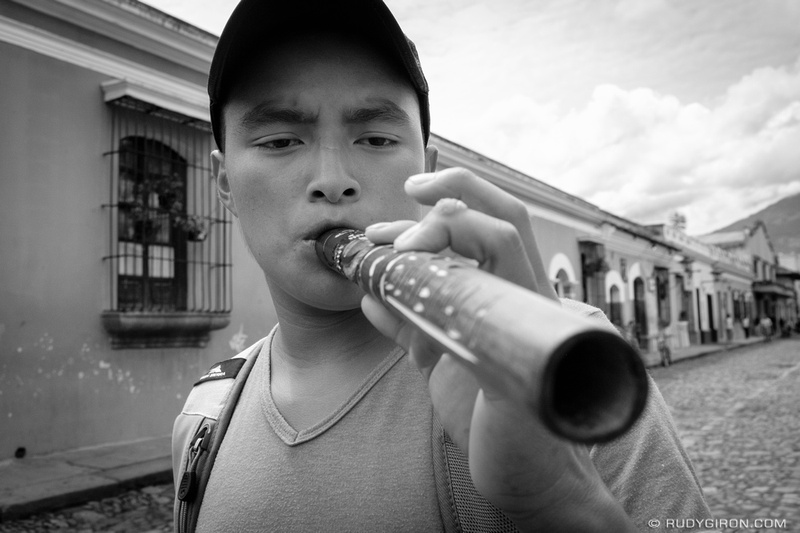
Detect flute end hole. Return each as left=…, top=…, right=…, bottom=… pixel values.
left=545, top=331, right=648, bottom=443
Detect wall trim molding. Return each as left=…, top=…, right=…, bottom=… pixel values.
left=0, top=14, right=209, bottom=121
left=101, top=311, right=230, bottom=349
left=10, top=0, right=216, bottom=72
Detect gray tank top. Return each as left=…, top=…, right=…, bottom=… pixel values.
left=197, top=340, right=443, bottom=532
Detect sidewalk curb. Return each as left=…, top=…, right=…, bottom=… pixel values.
left=644, top=338, right=769, bottom=369
left=0, top=437, right=172, bottom=522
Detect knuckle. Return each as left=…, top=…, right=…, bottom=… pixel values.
left=507, top=199, right=530, bottom=226
left=440, top=166, right=475, bottom=181
left=391, top=321, right=414, bottom=349
left=493, top=219, right=524, bottom=249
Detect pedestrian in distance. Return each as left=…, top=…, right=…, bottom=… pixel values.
left=172, top=1, right=714, bottom=531
left=761, top=315, right=774, bottom=342
left=657, top=323, right=672, bottom=367
left=616, top=322, right=640, bottom=353
left=625, top=318, right=642, bottom=351
left=725, top=313, right=734, bottom=344
left=779, top=317, right=789, bottom=338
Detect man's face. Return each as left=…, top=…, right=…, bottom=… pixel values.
left=214, top=33, right=435, bottom=313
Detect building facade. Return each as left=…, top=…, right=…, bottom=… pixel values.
left=650, top=225, right=755, bottom=344
left=2, top=0, right=798, bottom=460
left=700, top=223, right=798, bottom=334
left=1, top=0, right=276, bottom=460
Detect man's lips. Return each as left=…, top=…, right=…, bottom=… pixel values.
left=303, top=222, right=361, bottom=242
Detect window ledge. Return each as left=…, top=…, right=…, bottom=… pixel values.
left=101, top=311, right=230, bottom=349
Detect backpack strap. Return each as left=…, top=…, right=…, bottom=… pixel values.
left=432, top=414, right=461, bottom=533
left=174, top=334, right=267, bottom=533
left=432, top=415, right=520, bottom=533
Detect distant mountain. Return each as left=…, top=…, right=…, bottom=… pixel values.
left=709, top=192, right=800, bottom=254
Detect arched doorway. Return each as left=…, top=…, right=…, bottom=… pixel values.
left=633, top=277, right=648, bottom=350
left=706, top=293, right=717, bottom=343
left=549, top=254, right=577, bottom=300
left=554, top=268, right=573, bottom=299
left=609, top=285, right=622, bottom=326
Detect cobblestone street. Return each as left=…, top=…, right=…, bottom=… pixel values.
left=0, top=338, right=797, bottom=532
left=650, top=338, right=800, bottom=532
left=0, top=483, right=174, bottom=533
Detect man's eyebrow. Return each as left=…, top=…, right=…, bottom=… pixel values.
left=344, top=100, right=411, bottom=126
left=239, top=102, right=318, bottom=129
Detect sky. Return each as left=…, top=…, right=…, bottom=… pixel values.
left=145, top=0, right=800, bottom=235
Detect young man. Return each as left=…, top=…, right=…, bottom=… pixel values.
left=173, top=1, right=713, bottom=531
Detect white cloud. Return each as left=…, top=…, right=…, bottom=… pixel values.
left=446, top=56, right=800, bottom=235
left=614, top=0, right=670, bottom=21
left=143, top=0, right=800, bottom=235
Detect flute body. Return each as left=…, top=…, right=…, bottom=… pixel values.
left=316, top=228, right=648, bottom=443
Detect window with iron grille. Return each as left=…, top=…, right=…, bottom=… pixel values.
left=102, top=97, right=231, bottom=348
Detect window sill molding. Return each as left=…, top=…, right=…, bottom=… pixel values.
left=101, top=311, right=230, bottom=349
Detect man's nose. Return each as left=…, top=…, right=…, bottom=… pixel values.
left=306, top=144, right=361, bottom=203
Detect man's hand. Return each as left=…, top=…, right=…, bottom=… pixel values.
left=362, top=168, right=635, bottom=532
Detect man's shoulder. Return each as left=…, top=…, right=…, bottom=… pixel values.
left=172, top=334, right=270, bottom=480
left=559, top=298, right=601, bottom=316
left=179, top=335, right=268, bottom=419
left=193, top=339, right=262, bottom=386
left=559, top=298, right=616, bottom=329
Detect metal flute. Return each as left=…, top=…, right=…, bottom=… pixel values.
left=316, top=228, right=648, bottom=443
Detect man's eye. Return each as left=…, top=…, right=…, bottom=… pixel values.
left=359, top=137, right=395, bottom=147
left=261, top=138, right=302, bottom=149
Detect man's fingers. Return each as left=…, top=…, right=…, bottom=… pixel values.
left=361, top=294, right=412, bottom=350
left=406, top=168, right=525, bottom=220
left=393, top=198, right=537, bottom=291
left=426, top=352, right=480, bottom=449
left=405, top=168, right=558, bottom=300
left=362, top=294, right=442, bottom=378
left=364, top=220, right=416, bottom=244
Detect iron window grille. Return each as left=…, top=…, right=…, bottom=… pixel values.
left=102, top=97, right=231, bottom=348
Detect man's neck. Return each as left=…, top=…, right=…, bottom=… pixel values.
left=267, top=297, right=398, bottom=430
left=273, top=303, right=391, bottom=366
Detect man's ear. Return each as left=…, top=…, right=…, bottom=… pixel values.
left=212, top=150, right=238, bottom=217
left=424, top=145, right=439, bottom=173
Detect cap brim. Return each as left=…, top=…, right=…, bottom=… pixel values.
left=208, top=0, right=430, bottom=148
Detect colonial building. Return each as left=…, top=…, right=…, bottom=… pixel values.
left=700, top=222, right=797, bottom=330
left=1, top=0, right=275, bottom=460
left=2, top=0, right=798, bottom=460
left=649, top=225, right=754, bottom=344
left=777, top=252, right=800, bottom=331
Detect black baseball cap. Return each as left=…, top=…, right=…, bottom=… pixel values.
left=208, top=0, right=431, bottom=149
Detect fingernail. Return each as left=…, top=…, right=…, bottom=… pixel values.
left=365, top=222, right=390, bottom=231
left=435, top=198, right=468, bottom=215
left=407, top=173, right=437, bottom=185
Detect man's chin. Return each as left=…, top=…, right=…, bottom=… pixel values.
left=262, top=248, right=366, bottom=311
left=280, top=272, right=365, bottom=313
left=304, top=280, right=365, bottom=312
